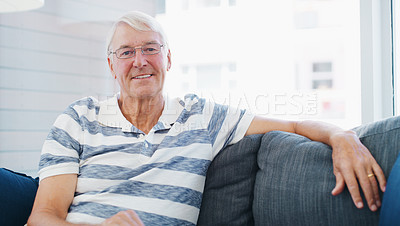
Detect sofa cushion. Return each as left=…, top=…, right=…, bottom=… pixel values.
left=254, top=116, right=400, bottom=226
left=198, top=134, right=263, bottom=226
left=353, top=116, right=400, bottom=178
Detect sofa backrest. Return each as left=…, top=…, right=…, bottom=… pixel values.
left=199, top=116, right=400, bottom=226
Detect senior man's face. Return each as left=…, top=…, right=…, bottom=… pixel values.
left=108, top=23, right=171, bottom=99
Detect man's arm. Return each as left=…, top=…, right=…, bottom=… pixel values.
left=245, top=116, right=386, bottom=212
left=27, top=174, right=144, bottom=226
left=27, top=174, right=80, bottom=226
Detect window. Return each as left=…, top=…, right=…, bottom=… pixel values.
left=312, top=62, right=333, bottom=89
left=196, top=64, right=222, bottom=90
left=313, top=62, right=332, bottom=73
left=160, top=0, right=362, bottom=128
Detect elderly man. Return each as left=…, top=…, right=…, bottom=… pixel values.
left=28, top=11, right=385, bottom=225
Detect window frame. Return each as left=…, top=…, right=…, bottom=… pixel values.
left=360, top=0, right=394, bottom=123
left=393, top=0, right=400, bottom=116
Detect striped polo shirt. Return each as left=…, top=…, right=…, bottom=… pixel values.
left=38, top=93, right=254, bottom=225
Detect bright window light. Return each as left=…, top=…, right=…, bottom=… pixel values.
left=158, top=0, right=361, bottom=129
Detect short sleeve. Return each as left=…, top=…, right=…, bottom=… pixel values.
left=38, top=104, right=82, bottom=181
left=207, top=102, right=254, bottom=158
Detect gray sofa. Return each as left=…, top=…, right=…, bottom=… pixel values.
left=198, top=116, right=400, bottom=226
left=1, top=117, right=399, bottom=225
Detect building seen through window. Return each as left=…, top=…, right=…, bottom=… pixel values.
left=157, top=0, right=361, bottom=129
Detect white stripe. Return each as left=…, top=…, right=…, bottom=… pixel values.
left=41, top=140, right=78, bottom=157
left=148, top=143, right=212, bottom=162
left=39, top=162, right=79, bottom=181
left=132, top=168, right=205, bottom=192
left=76, top=178, right=126, bottom=193
left=81, top=152, right=149, bottom=168
left=80, top=130, right=144, bottom=146
left=53, top=114, right=82, bottom=141
left=66, top=212, right=104, bottom=224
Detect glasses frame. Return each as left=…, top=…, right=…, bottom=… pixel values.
left=108, top=43, right=164, bottom=59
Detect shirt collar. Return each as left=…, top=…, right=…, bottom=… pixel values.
left=97, top=93, right=132, bottom=132
left=157, top=96, right=184, bottom=130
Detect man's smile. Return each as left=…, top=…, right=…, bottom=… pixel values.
left=132, top=74, right=153, bottom=79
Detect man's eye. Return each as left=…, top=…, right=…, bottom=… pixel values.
left=144, top=48, right=156, bottom=52
left=122, top=50, right=134, bottom=56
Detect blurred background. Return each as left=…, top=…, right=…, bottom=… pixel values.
left=0, top=0, right=398, bottom=176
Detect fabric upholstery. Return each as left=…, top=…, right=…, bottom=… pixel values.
left=254, top=116, right=400, bottom=226
left=353, top=116, right=400, bottom=178
left=253, top=132, right=379, bottom=225
left=198, top=134, right=263, bottom=226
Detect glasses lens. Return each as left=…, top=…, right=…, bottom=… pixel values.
left=142, top=43, right=161, bottom=55
left=116, top=47, right=135, bottom=59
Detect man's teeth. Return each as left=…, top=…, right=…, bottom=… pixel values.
left=134, top=74, right=152, bottom=79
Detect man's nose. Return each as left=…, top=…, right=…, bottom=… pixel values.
left=132, top=50, right=147, bottom=68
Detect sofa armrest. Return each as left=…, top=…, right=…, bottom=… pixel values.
left=254, top=116, right=400, bottom=226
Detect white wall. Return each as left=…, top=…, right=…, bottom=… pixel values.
left=0, top=0, right=156, bottom=176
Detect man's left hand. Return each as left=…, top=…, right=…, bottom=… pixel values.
left=330, top=130, right=386, bottom=211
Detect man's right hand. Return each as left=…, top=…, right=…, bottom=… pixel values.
left=101, top=210, right=144, bottom=226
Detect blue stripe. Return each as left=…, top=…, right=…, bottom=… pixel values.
left=63, top=106, right=80, bottom=123
left=79, top=156, right=211, bottom=180
left=69, top=202, right=195, bottom=225
left=207, top=103, right=228, bottom=146
left=84, top=180, right=202, bottom=208
left=46, top=127, right=81, bottom=155
left=62, top=97, right=97, bottom=123
left=39, top=153, right=78, bottom=170
left=183, top=93, right=198, bottom=102
left=78, top=116, right=140, bottom=137
left=158, top=156, right=210, bottom=176
left=78, top=164, right=143, bottom=180
left=69, top=97, right=97, bottom=110
left=80, top=142, right=159, bottom=160
left=138, top=210, right=195, bottom=226
left=158, top=129, right=211, bottom=149
left=69, top=202, right=125, bottom=219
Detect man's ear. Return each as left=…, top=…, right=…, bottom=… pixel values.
left=107, top=57, right=116, bottom=79
left=167, top=50, right=171, bottom=71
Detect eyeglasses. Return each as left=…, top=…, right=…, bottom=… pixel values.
left=108, top=43, right=164, bottom=59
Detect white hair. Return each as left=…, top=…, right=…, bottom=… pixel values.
left=106, top=11, right=169, bottom=56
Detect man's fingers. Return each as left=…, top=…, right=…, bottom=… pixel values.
left=330, top=131, right=387, bottom=212
left=331, top=172, right=345, bottom=196
left=102, top=210, right=144, bottom=226
left=125, top=210, right=144, bottom=225
left=341, top=170, right=364, bottom=209
left=368, top=172, right=381, bottom=207
left=372, top=163, right=387, bottom=192
left=357, top=169, right=378, bottom=211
